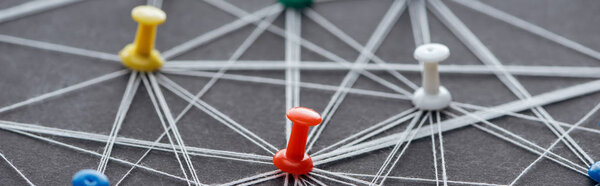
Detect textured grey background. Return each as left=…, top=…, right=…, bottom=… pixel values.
left=0, top=0, right=599, bottom=185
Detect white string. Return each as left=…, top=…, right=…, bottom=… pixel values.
left=7, top=129, right=192, bottom=183
left=157, top=74, right=279, bottom=153
left=428, top=0, right=594, bottom=166
left=453, top=0, right=595, bottom=164
left=312, top=79, right=600, bottom=164
left=157, top=75, right=279, bottom=153
left=305, top=0, right=410, bottom=153
left=429, top=113, right=440, bottom=186
left=306, top=174, right=327, bottom=186
left=162, top=3, right=283, bottom=59
left=147, top=0, right=163, bottom=8
left=117, top=9, right=283, bottom=184
left=148, top=73, right=202, bottom=185
left=326, top=113, right=584, bottom=184
left=343, top=110, right=418, bottom=148
left=447, top=106, right=588, bottom=174
left=468, top=120, right=588, bottom=176
left=0, top=34, right=120, bottom=62
left=171, top=8, right=282, bottom=136
left=378, top=112, right=430, bottom=185
left=285, top=8, right=302, bottom=143
left=168, top=5, right=283, bottom=119
left=315, top=75, right=600, bottom=164
left=428, top=0, right=526, bottom=99
left=312, top=168, right=372, bottom=185
left=0, top=0, right=83, bottom=23
left=164, top=61, right=600, bottom=79
left=220, top=170, right=281, bottom=185
left=467, top=123, right=587, bottom=175
left=97, top=72, right=139, bottom=172
left=134, top=74, right=192, bottom=186
left=339, top=172, right=505, bottom=186
left=312, top=128, right=414, bottom=165
left=436, top=112, right=449, bottom=186
left=309, top=172, right=356, bottom=186
left=0, top=70, right=128, bottom=114
left=370, top=111, right=425, bottom=185
left=443, top=109, right=587, bottom=173
left=453, top=0, right=600, bottom=60
left=408, top=0, right=429, bottom=46
left=205, top=0, right=413, bottom=97
left=169, top=9, right=281, bottom=125
left=304, top=8, right=419, bottom=90
left=529, top=104, right=592, bottom=166
left=0, top=120, right=272, bottom=162
left=239, top=173, right=286, bottom=186
left=509, top=101, right=600, bottom=185
left=313, top=108, right=417, bottom=155
left=0, top=152, right=35, bottom=186
left=159, top=4, right=282, bottom=156
left=161, top=69, right=410, bottom=101
left=299, top=177, right=315, bottom=186
left=455, top=102, right=600, bottom=136
left=98, top=72, right=140, bottom=173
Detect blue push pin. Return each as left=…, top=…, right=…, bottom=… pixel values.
left=588, top=161, right=600, bottom=182
left=72, top=169, right=109, bottom=186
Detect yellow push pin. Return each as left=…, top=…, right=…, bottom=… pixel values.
left=119, top=5, right=166, bottom=72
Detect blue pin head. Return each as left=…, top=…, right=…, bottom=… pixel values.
left=72, top=169, right=109, bottom=186
left=588, top=161, right=600, bottom=182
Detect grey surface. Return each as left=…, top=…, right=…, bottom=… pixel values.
left=0, top=0, right=599, bottom=185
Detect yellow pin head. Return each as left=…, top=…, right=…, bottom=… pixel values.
left=119, top=5, right=166, bottom=72
left=131, top=6, right=166, bottom=26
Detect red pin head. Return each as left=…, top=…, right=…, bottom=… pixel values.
left=273, top=107, right=322, bottom=175
left=286, top=107, right=322, bottom=127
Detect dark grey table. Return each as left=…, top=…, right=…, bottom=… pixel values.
left=0, top=0, right=599, bottom=185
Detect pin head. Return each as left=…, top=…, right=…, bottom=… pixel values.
left=414, top=43, right=450, bottom=63
left=286, top=107, right=322, bottom=127
left=72, top=169, right=109, bottom=186
left=279, top=0, right=313, bottom=9
left=589, top=161, right=600, bottom=182
left=131, top=6, right=166, bottom=25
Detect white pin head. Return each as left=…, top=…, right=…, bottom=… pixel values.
left=414, top=43, right=450, bottom=63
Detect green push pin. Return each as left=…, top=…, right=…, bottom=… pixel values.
left=279, top=0, right=313, bottom=9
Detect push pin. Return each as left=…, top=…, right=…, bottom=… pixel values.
left=412, top=43, right=452, bottom=110
left=119, top=5, right=166, bottom=72
left=589, top=161, right=600, bottom=182
left=279, top=0, right=313, bottom=9
left=273, top=107, right=322, bottom=175
left=72, top=169, right=109, bottom=186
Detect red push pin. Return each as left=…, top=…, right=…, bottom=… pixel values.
left=273, top=107, right=322, bottom=175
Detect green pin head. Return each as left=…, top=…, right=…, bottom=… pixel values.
left=279, top=0, right=313, bottom=9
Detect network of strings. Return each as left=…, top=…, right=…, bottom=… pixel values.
left=0, top=0, right=599, bottom=185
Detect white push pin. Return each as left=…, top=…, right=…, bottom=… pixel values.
left=412, top=43, right=452, bottom=110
